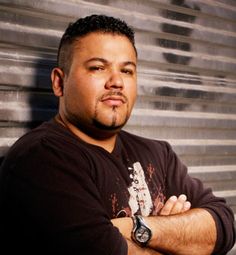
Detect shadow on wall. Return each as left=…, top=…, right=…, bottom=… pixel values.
left=154, top=0, right=221, bottom=112
left=0, top=56, right=57, bottom=167
left=29, top=57, right=58, bottom=130
left=158, top=0, right=200, bottom=65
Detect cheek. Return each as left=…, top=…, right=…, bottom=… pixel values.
left=82, top=76, right=107, bottom=101
left=65, top=76, right=92, bottom=100
left=127, top=83, right=137, bottom=105
left=69, top=79, right=103, bottom=112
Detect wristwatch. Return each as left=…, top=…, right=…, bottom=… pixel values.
left=131, top=215, right=152, bottom=246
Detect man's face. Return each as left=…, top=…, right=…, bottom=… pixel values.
left=59, top=32, right=137, bottom=135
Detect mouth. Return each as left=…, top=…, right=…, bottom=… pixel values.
left=100, top=94, right=127, bottom=107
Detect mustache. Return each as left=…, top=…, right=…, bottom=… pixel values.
left=99, top=91, right=128, bottom=103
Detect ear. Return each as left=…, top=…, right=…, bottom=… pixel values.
left=51, top=67, right=65, bottom=97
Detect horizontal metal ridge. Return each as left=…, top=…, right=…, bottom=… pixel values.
left=193, top=0, right=236, bottom=12
left=166, top=139, right=236, bottom=146
left=188, top=165, right=236, bottom=173
left=1, top=0, right=236, bottom=38
left=137, top=43, right=236, bottom=65
left=151, top=0, right=236, bottom=13
left=131, top=108, right=236, bottom=120
left=0, top=137, right=17, bottom=148
left=138, top=68, right=236, bottom=86
left=137, top=50, right=236, bottom=74
left=214, top=189, right=236, bottom=198
left=138, top=78, right=236, bottom=95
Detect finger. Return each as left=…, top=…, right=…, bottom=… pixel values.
left=170, top=194, right=187, bottom=214
left=160, top=196, right=177, bottom=215
left=182, top=201, right=191, bottom=212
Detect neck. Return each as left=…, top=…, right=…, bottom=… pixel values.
left=55, top=114, right=117, bottom=153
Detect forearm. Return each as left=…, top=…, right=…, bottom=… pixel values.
left=127, top=240, right=164, bottom=255
left=147, top=208, right=216, bottom=255
left=112, top=218, right=163, bottom=255
left=112, top=208, right=217, bottom=255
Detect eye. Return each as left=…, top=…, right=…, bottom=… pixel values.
left=121, top=68, right=134, bottom=75
left=88, top=66, right=105, bottom=71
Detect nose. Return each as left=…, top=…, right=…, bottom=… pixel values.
left=105, top=70, right=124, bottom=90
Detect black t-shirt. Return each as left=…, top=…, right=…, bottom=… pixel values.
left=0, top=119, right=234, bottom=254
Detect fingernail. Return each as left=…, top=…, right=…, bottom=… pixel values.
left=179, top=194, right=187, bottom=201
left=184, top=201, right=191, bottom=209
left=170, top=196, right=177, bottom=201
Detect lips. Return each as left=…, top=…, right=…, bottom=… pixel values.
left=100, top=93, right=127, bottom=107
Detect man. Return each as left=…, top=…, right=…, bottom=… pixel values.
left=0, top=15, right=234, bottom=254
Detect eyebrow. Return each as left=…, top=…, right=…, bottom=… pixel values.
left=85, top=57, right=136, bottom=68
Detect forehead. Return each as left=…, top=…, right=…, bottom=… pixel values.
left=71, top=32, right=137, bottom=62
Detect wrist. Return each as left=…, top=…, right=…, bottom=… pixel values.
left=131, top=215, right=152, bottom=247
left=111, top=217, right=133, bottom=241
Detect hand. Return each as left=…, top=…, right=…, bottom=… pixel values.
left=160, top=194, right=191, bottom=216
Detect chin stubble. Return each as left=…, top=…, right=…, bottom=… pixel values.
left=93, top=102, right=129, bottom=130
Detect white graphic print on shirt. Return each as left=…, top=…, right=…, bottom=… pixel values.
left=128, top=162, right=153, bottom=216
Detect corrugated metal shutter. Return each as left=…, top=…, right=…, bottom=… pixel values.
left=0, top=0, right=235, bottom=252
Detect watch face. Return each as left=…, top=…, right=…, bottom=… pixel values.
left=135, top=225, right=151, bottom=243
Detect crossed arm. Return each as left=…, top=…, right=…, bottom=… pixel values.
left=112, top=195, right=217, bottom=255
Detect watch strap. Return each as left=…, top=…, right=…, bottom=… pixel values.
left=131, top=215, right=152, bottom=246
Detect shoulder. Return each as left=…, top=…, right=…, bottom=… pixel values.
left=1, top=120, right=89, bottom=172
left=5, top=119, right=83, bottom=155
left=0, top=120, right=94, bottom=188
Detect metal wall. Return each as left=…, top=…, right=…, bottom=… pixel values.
left=0, top=0, right=236, bottom=252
